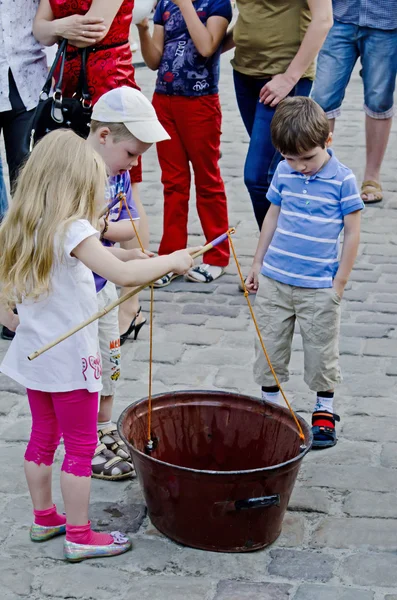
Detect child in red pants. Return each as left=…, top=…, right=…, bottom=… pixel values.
left=137, top=0, right=232, bottom=285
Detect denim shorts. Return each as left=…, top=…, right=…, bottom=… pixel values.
left=312, top=20, right=397, bottom=119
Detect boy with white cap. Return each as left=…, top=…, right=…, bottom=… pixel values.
left=87, top=86, right=169, bottom=481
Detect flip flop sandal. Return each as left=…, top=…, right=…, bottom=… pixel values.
left=311, top=411, right=340, bottom=450
left=361, top=180, right=383, bottom=204
left=153, top=272, right=180, bottom=288
left=98, top=425, right=132, bottom=462
left=185, top=265, right=225, bottom=283
left=91, top=444, right=134, bottom=480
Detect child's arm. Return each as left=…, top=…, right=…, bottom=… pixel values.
left=99, top=217, right=139, bottom=243
left=136, top=19, right=165, bottom=71
left=333, top=211, right=361, bottom=298
left=73, top=235, right=200, bottom=287
left=106, top=247, right=154, bottom=261
left=0, top=302, right=19, bottom=332
left=173, top=0, right=230, bottom=58
left=221, top=26, right=235, bottom=53
left=245, top=204, right=281, bottom=292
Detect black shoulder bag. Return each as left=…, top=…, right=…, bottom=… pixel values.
left=29, top=39, right=92, bottom=151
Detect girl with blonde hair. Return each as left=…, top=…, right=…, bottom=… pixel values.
left=0, top=129, right=196, bottom=562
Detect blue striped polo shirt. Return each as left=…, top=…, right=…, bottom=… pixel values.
left=261, top=150, right=364, bottom=288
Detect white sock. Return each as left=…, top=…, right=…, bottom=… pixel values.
left=261, top=388, right=282, bottom=405
left=314, top=394, right=334, bottom=413
left=97, top=420, right=112, bottom=431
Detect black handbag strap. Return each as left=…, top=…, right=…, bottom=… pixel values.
left=41, top=39, right=68, bottom=98
left=40, top=39, right=91, bottom=104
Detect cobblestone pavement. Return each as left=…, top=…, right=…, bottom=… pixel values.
left=1, top=50, right=397, bottom=600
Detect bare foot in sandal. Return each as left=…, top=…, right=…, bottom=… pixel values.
left=361, top=180, right=383, bottom=204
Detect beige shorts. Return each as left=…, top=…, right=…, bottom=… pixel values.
left=253, top=275, right=342, bottom=392
left=97, top=281, right=120, bottom=397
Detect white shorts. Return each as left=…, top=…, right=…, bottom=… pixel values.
left=97, top=281, right=120, bottom=397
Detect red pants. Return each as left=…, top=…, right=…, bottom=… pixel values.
left=152, top=93, right=229, bottom=267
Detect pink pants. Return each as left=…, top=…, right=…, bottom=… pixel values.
left=25, top=389, right=99, bottom=477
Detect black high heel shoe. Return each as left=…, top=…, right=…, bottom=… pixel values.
left=120, top=307, right=147, bottom=346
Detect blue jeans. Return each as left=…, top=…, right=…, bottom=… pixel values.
left=233, top=71, right=312, bottom=229
left=312, top=20, right=397, bottom=119
left=0, top=158, right=8, bottom=221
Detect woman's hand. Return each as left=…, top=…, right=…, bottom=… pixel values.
left=54, top=14, right=106, bottom=45
left=259, top=73, right=297, bottom=107
left=128, top=249, right=155, bottom=260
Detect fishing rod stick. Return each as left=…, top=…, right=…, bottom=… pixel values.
left=28, top=228, right=235, bottom=361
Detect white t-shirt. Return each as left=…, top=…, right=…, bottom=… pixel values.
left=1, top=220, right=103, bottom=393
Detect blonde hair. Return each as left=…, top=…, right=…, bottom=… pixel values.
left=0, top=129, right=107, bottom=303
left=90, top=120, right=135, bottom=143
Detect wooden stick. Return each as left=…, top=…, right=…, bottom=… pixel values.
left=28, top=228, right=235, bottom=361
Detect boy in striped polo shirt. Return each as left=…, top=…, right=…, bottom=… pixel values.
left=246, top=97, right=364, bottom=449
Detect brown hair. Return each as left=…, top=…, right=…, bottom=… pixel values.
left=90, top=120, right=135, bottom=143
left=271, top=96, right=330, bottom=156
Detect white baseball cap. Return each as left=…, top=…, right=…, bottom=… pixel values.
left=92, top=87, right=170, bottom=144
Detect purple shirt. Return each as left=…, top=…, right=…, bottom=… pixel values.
left=94, top=171, right=139, bottom=293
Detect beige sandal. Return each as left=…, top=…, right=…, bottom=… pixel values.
left=361, top=180, right=383, bottom=204
left=98, top=425, right=131, bottom=462
left=91, top=444, right=134, bottom=481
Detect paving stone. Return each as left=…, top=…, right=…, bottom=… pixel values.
left=1, top=418, right=32, bottom=442
left=364, top=339, right=397, bottom=357
left=0, top=445, right=31, bottom=494
left=214, top=366, right=258, bottom=392
left=380, top=443, right=397, bottom=468
left=341, top=552, right=397, bottom=587
left=342, top=374, right=396, bottom=397
left=293, top=584, right=374, bottom=600
left=205, top=315, right=251, bottom=331
left=131, top=342, right=185, bottom=364
left=268, top=549, right=335, bottom=582
left=342, top=415, right=395, bottom=441
left=44, top=573, right=215, bottom=600
left=162, top=324, right=224, bottom=345
left=304, top=440, right=375, bottom=466
left=182, top=347, right=253, bottom=367
left=182, top=303, right=240, bottom=317
left=385, top=596, right=397, bottom=600
left=39, top=565, right=134, bottom=599
left=312, top=517, right=397, bottom=550
left=0, top=557, right=34, bottom=596
left=300, top=464, right=396, bottom=492
left=0, top=391, right=19, bottom=415
left=341, top=324, right=392, bottom=338
left=345, top=397, right=397, bottom=417
left=154, top=312, right=208, bottom=326
left=343, top=491, right=397, bottom=518
left=0, top=374, right=26, bottom=395
left=90, top=501, right=146, bottom=534
left=215, top=581, right=292, bottom=600
left=115, top=537, right=272, bottom=579
left=289, top=486, right=331, bottom=514
left=155, top=364, right=217, bottom=387
left=356, top=312, right=397, bottom=325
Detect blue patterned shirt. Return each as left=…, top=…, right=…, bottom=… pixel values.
left=333, top=0, right=397, bottom=31
left=154, top=0, right=232, bottom=97
left=261, top=150, right=364, bottom=289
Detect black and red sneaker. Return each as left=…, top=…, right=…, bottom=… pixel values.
left=311, top=411, right=340, bottom=449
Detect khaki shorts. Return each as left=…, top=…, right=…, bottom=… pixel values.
left=253, top=275, right=342, bottom=392
left=97, top=281, right=120, bottom=397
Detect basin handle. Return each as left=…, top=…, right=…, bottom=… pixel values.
left=214, top=494, right=280, bottom=515
left=234, top=494, right=280, bottom=511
